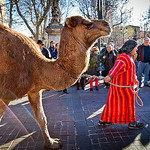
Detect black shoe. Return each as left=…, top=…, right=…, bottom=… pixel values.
left=82, top=87, right=85, bottom=90
left=90, top=88, right=93, bottom=91
left=63, top=89, right=69, bottom=94
left=77, top=87, right=80, bottom=90
left=144, top=83, right=150, bottom=87
left=98, top=120, right=112, bottom=126
left=95, top=87, right=99, bottom=91
left=128, top=122, right=144, bottom=129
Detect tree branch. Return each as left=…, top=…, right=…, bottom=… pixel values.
left=37, top=0, right=51, bottom=26
left=15, top=1, right=35, bottom=37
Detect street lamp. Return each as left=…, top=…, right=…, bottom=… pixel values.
left=91, top=0, right=103, bottom=51
left=97, top=0, right=103, bottom=51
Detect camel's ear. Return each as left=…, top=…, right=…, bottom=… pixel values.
left=65, top=17, right=77, bottom=28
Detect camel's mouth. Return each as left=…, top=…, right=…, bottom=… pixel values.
left=104, top=26, right=111, bottom=34
left=102, top=29, right=111, bottom=35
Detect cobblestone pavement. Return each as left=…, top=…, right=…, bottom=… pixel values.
left=0, top=82, right=150, bottom=150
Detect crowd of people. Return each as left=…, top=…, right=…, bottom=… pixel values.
left=37, top=37, right=150, bottom=130
left=37, top=37, right=150, bottom=91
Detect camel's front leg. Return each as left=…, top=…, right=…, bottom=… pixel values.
left=27, top=90, right=62, bottom=149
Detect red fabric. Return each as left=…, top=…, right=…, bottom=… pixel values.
left=95, top=78, right=98, bottom=87
left=90, top=78, right=93, bottom=88
left=90, top=78, right=98, bottom=88
left=100, top=53, right=137, bottom=123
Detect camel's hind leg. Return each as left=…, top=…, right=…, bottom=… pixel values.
left=0, top=99, right=10, bottom=122
left=27, top=90, right=62, bottom=149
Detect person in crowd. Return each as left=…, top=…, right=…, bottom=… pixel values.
left=37, top=40, right=51, bottom=59
left=98, top=40, right=144, bottom=129
left=76, top=77, right=86, bottom=90
left=48, top=41, right=55, bottom=59
left=100, top=42, right=117, bottom=58
left=87, top=47, right=100, bottom=91
left=134, top=53, right=138, bottom=75
left=137, top=37, right=150, bottom=87
left=53, top=43, right=59, bottom=59
left=101, top=45, right=117, bottom=88
left=109, top=41, right=118, bottom=55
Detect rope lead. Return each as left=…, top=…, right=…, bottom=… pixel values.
left=108, top=82, right=143, bottom=107
left=79, top=74, right=143, bottom=107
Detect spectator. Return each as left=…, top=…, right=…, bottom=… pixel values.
left=48, top=41, right=55, bottom=59
left=76, top=77, right=86, bottom=90
left=53, top=43, right=59, bottom=59
left=102, top=45, right=117, bottom=88
left=109, top=41, right=118, bottom=55
left=87, top=47, right=100, bottom=91
left=99, top=40, right=144, bottom=129
left=137, top=37, right=150, bottom=87
left=37, top=40, right=51, bottom=59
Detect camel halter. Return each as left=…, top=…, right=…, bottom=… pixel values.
left=58, top=62, right=79, bottom=80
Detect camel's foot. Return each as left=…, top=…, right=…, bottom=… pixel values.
left=45, top=138, right=62, bottom=149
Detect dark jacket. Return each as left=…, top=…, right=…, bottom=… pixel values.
left=87, top=53, right=101, bottom=76
left=49, top=46, right=55, bottom=59
left=41, top=47, right=51, bottom=59
left=100, top=48, right=117, bottom=64
left=102, top=50, right=117, bottom=76
left=52, top=49, right=58, bottom=59
left=137, top=44, right=150, bottom=62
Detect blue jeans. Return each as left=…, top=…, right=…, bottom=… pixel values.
left=137, top=62, right=150, bottom=85
left=135, top=61, right=138, bottom=75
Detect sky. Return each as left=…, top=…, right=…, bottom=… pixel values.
left=67, top=0, right=150, bottom=26
left=127, top=0, right=150, bottom=26
left=4, top=0, right=150, bottom=36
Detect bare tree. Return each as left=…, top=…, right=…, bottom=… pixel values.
left=68, top=0, right=97, bottom=19
left=103, top=0, right=132, bottom=27
left=14, top=0, right=51, bottom=41
left=8, top=0, right=13, bottom=28
left=141, top=6, right=150, bottom=37
left=69, top=0, right=132, bottom=26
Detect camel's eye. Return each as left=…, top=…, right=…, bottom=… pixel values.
left=85, top=23, right=93, bottom=29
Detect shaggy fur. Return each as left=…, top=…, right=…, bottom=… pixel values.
left=0, top=16, right=110, bottom=149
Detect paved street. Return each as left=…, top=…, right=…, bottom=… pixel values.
left=0, top=82, right=150, bottom=150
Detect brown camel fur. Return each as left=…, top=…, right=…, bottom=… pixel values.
left=0, top=16, right=111, bottom=149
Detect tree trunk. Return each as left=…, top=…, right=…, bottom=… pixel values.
left=9, top=0, right=13, bottom=28
left=35, top=26, right=39, bottom=42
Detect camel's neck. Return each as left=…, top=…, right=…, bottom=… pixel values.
left=36, top=29, right=91, bottom=91
left=58, top=28, right=90, bottom=80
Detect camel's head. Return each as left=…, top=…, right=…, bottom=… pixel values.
left=65, top=16, right=111, bottom=47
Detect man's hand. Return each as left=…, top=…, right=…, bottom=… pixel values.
left=104, top=76, right=112, bottom=83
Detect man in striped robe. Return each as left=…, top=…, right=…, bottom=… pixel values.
left=99, top=40, right=144, bottom=129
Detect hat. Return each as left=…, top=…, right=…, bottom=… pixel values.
left=37, top=40, right=44, bottom=45
left=50, top=41, right=54, bottom=44
left=91, top=47, right=99, bottom=52
left=120, top=40, right=137, bottom=54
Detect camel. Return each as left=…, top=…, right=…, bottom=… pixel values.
left=0, top=16, right=111, bottom=149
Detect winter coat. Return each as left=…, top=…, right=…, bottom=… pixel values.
left=87, top=52, right=100, bottom=76
left=102, top=50, right=117, bottom=76
left=49, top=46, right=55, bottom=59
left=137, top=44, right=150, bottom=63
left=41, top=47, right=51, bottom=59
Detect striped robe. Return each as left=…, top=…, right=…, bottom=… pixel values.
left=100, top=53, right=137, bottom=123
